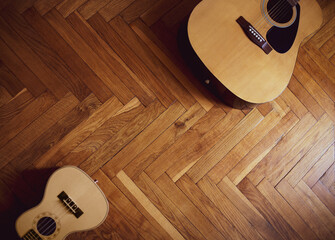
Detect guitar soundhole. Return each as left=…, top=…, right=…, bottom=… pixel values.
left=267, top=0, right=293, bottom=23
left=37, top=217, right=56, bottom=236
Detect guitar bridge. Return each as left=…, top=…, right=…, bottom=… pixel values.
left=58, top=191, right=84, bottom=218
left=236, top=16, right=272, bottom=54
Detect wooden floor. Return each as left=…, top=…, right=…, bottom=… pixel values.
left=1, top=0, right=335, bottom=239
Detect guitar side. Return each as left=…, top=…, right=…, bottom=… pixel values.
left=188, top=0, right=323, bottom=103
left=15, top=166, right=109, bottom=240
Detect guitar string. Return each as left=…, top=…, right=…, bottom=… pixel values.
left=253, top=0, right=287, bottom=28
left=271, top=0, right=296, bottom=24
left=254, top=0, right=294, bottom=30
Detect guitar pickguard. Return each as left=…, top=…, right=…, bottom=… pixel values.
left=266, top=4, right=300, bottom=53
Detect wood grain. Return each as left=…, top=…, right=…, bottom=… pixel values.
left=0, top=1, right=334, bottom=239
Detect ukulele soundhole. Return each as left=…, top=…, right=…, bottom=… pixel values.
left=37, top=217, right=56, bottom=236
left=267, top=0, right=293, bottom=23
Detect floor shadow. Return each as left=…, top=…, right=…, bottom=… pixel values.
left=1, top=167, right=58, bottom=239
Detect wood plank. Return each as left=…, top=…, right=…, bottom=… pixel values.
left=293, top=61, right=335, bottom=123
left=197, top=176, right=265, bottom=240
left=257, top=179, right=318, bottom=240
left=267, top=114, right=334, bottom=186
left=58, top=98, right=143, bottom=167
left=304, top=144, right=334, bottom=187
left=299, top=46, right=335, bottom=100
left=99, top=0, right=134, bottom=22
left=78, top=0, right=111, bottom=19
left=34, top=0, right=64, bottom=15
left=0, top=63, right=24, bottom=96
left=0, top=93, right=78, bottom=169
left=280, top=88, right=308, bottom=119
left=23, top=7, right=112, bottom=103
left=247, top=112, right=317, bottom=185
left=295, top=181, right=335, bottom=234
left=134, top=173, right=204, bottom=239
left=2, top=7, right=91, bottom=102
left=320, top=162, right=335, bottom=195
left=187, top=109, right=263, bottom=183
left=0, top=38, right=46, bottom=97
left=286, top=128, right=334, bottom=187
left=320, top=34, right=335, bottom=59
left=45, top=9, right=133, bottom=104
left=0, top=11, right=69, bottom=100
left=177, top=175, right=248, bottom=240
left=308, top=13, right=335, bottom=48
left=167, top=109, right=246, bottom=182
left=0, top=86, right=11, bottom=107
left=161, top=0, right=200, bottom=29
left=238, top=178, right=302, bottom=240
left=276, top=179, right=334, bottom=239
left=208, top=109, right=282, bottom=184
left=0, top=89, right=33, bottom=127
left=33, top=96, right=122, bottom=168
left=145, top=106, right=227, bottom=181
left=94, top=170, right=163, bottom=240
left=312, top=181, right=335, bottom=215
left=120, top=0, right=157, bottom=23
left=0, top=91, right=57, bottom=149
left=156, top=174, right=225, bottom=240
left=56, top=0, right=88, bottom=17
left=227, top=111, right=299, bottom=185
left=82, top=100, right=164, bottom=176
left=288, top=76, right=325, bottom=120
left=218, top=177, right=281, bottom=240
left=66, top=11, right=154, bottom=106
left=116, top=171, right=183, bottom=240
left=124, top=102, right=205, bottom=179
left=92, top=170, right=143, bottom=239
left=102, top=101, right=184, bottom=178
left=110, top=16, right=195, bottom=109
left=88, top=13, right=174, bottom=108
left=256, top=102, right=273, bottom=116
left=130, top=19, right=214, bottom=111
left=11, top=0, right=35, bottom=13
left=11, top=93, right=99, bottom=171
left=140, top=0, right=180, bottom=26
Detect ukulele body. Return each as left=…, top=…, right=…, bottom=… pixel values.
left=15, top=166, right=108, bottom=240
left=188, top=0, right=322, bottom=103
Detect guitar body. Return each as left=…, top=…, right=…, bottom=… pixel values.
left=15, top=166, right=108, bottom=240
left=188, top=0, right=323, bottom=103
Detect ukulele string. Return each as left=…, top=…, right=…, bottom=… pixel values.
left=34, top=202, right=66, bottom=236
left=36, top=199, right=74, bottom=236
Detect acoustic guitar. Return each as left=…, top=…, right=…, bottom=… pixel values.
left=188, top=0, right=323, bottom=103
left=15, top=166, right=108, bottom=240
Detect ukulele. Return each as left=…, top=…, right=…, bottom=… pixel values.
left=188, top=0, right=323, bottom=103
left=15, top=166, right=108, bottom=240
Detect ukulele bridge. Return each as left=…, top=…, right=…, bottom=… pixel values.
left=236, top=16, right=272, bottom=54
left=58, top=191, right=84, bottom=218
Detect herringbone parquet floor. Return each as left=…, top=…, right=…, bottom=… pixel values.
left=0, top=0, right=334, bottom=239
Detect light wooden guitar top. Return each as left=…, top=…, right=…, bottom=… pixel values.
left=188, top=0, right=323, bottom=103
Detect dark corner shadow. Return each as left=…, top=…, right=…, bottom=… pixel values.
left=177, top=18, right=256, bottom=110
left=1, top=167, right=59, bottom=239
